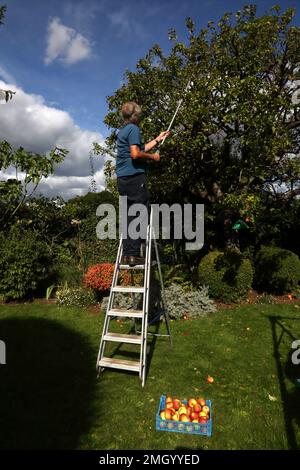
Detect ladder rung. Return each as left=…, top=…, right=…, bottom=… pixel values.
left=119, top=261, right=157, bottom=270
left=98, top=357, right=140, bottom=372
left=119, top=264, right=145, bottom=270
left=108, top=308, right=143, bottom=318
left=103, top=332, right=142, bottom=344
left=112, top=286, right=144, bottom=293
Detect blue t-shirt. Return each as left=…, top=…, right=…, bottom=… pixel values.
left=116, top=123, right=146, bottom=177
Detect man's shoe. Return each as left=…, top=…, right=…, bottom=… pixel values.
left=128, top=255, right=145, bottom=266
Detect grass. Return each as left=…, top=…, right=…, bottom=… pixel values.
left=0, top=301, right=299, bottom=450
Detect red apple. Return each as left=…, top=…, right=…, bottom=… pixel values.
left=197, top=398, right=206, bottom=407
left=207, top=375, right=214, bottom=383
left=193, top=404, right=202, bottom=413
left=173, top=399, right=181, bottom=411
left=166, top=401, right=174, bottom=409
left=202, top=405, right=210, bottom=415
left=172, top=412, right=179, bottom=421
left=199, top=417, right=206, bottom=423
left=190, top=411, right=199, bottom=420
left=179, top=414, right=189, bottom=422
left=186, top=406, right=192, bottom=417
left=188, top=398, right=197, bottom=407
left=166, top=396, right=173, bottom=404
left=164, top=409, right=173, bottom=420
left=199, top=411, right=207, bottom=419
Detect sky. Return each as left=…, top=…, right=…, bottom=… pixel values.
left=0, top=0, right=299, bottom=200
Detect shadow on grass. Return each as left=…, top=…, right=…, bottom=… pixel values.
left=0, top=316, right=99, bottom=449
left=268, top=315, right=300, bottom=450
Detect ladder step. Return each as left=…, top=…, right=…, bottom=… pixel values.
left=119, top=264, right=145, bottom=270
left=98, top=357, right=140, bottom=372
left=108, top=308, right=143, bottom=318
left=103, top=332, right=142, bottom=344
left=112, top=286, right=144, bottom=293
left=119, top=261, right=157, bottom=270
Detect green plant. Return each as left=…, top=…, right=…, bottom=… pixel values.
left=164, top=283, right=216, bottom=319
left=0, top=228, right=52, bottom=301
left=256, top=293, right=275, bottom=305
left=198, top=250, right=254, bottom=303
left=55, top=286, right=96, bottom=307
left=162, top=264, right=193, bottom=290
left=46, top=285, right=56, bottom=300
left=101, top=292, right=142, bottom=312
left=254, top=245, right=300, bottom=294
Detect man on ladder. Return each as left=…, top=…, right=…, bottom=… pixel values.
left=116, top=101, right=170, bottom=266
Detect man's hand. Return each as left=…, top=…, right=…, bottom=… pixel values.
left=152, top=152, right=160, bottom=162
left=156, top=130, right=171, bottom=142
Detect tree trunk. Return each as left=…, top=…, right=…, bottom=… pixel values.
left=224, top=208, right=240, bottom=251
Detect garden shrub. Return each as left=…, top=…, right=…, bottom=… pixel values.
left=198, top=250, right=253, bottom=303
left=83, top=263, right=131, bottom=297
left=83, top=263, right=115, bottom=294
left=164, top=283, right=216, bottom=319
left=162, top=264, right=193, bottom=290
left=0, top=229, right=52, bottom=301
left=51, top=262, right=83, bottom=288
left=101, top=292, right=142, bottom=312
left=254, top=245, right=300, bottom=294
left=55, top=286, right=96, bottom=307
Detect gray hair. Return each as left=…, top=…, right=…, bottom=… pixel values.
left=120, top=102, right=142, bottom=124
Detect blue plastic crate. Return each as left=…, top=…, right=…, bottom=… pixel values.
left=156, top=395, right=212, bottom=437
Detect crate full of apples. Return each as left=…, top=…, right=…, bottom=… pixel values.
left=156, top=395, right=212, bottom=436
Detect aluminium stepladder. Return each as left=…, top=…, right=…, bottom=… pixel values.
left=96, top=206, right=172, bottom=387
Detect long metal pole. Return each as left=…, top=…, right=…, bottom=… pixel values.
left=159, top=79, right=192, bottom=147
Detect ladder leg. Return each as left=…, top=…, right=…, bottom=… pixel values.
left=141, top=218, right=152, bottom=387
left=96, top=236, right=123, bottom=373
left=153, top=224, right=173, bottom=347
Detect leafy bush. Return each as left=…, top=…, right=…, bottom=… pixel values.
left=0, top=229, right=52, bottom=301
left=254, top=245, right=300, bottom=294
left=56, top=286, right=96, bottom=307
left=256, top=293, right=274, bottom=304
left=164, top=283, right=216, bottom=319
left=162, top=264, right=193, bottom=290
left=83, top=263, right=131, bottom=296
left=83, top=263, right=115, bottom=293
left=101, top=292, right=142, bottom=312
left=51, top=262, right=83, bottom=288
left=198, top=250, right=253, bottom=303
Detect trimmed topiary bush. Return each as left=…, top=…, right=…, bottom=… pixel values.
left=164, top=283, right=216, bottom=319
left=198, top=250, right=253, bottom=303
left=254, top=245, right=300, bottom=294
left=0, top=229, right=52, bottom=301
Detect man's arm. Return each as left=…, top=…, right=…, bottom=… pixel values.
left=130, top=145, right=160, bottom=162
left=144, top=131, right=171, bottom=152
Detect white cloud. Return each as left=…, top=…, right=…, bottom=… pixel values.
left=0, top=79, right=107, bottom=200
left=45, top=17, right=92, bottom=65
left=108, top=9, right=147, bottom=39
left=0, top=65, right=17, bottom=85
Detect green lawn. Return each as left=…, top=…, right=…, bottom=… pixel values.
left=0, top=302, right=299, bottom=449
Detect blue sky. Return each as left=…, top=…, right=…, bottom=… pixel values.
left=0, top=0, right=299, bottom=198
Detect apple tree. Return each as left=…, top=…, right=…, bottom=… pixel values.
left=99, top=4, right=300, bottom=252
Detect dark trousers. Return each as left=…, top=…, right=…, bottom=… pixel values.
left=117, top=173, right=150, bottom=257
